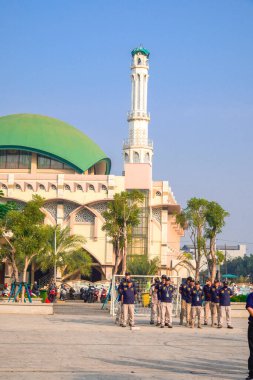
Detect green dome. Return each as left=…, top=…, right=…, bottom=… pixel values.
left=131, top=46, right=150, bottom=57
left=0, top=114, right=111, bottom=174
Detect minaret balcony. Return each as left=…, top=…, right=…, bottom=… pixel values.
left=123, top=138, right=153, bottom=149
left=127, top=111, right=150, bottom=121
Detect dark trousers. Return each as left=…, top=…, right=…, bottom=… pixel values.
left=248, top=322, right=253, bottom=376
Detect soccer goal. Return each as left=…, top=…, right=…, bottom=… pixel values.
left=110, top=274, right=181, bottom=318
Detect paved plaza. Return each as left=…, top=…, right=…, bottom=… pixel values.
left=0, top=304, right=248, bottom=380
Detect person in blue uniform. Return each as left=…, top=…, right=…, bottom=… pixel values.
left=218, top=281, right=233, bottom=329
left=210, top=280, right=221, bottom=327
left=179, top=277, right=192, bottom=325
left=156, top=275, right=167, bottom=326
left=121, top=279, right=137, bottom=327
left=160, top=277, right=175, bottom=328
left=203, top=278, right=212, bottom=325
left=149, top=277, right=160, bottom=325
left=246, top=290, right=253, bottom=380
left=191, top=281, right=204, bottom=328
left=185, top=278, right=195, bottom=327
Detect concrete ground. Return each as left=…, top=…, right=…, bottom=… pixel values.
left=0, top=303, right=249, bottom=380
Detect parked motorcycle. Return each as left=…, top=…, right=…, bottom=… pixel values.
left=48, top=286, right=57, bottom=303
left=60, top=284, right=67, bottom=301
left=100, top=287, right=107, bottom=303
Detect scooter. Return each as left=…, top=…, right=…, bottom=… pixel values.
left=60, top=284, right=67, bottom=301
left=100, top=287, right=107, bottom=303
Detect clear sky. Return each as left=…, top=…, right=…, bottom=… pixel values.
left=1, top=0, right=253, bottom=250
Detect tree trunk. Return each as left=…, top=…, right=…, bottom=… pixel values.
left=21, top=258, right=29, bottom=303
left=113, top=251, right=121, bottom=275
left=210, top=237, right=217, bottom=283
left=121, top=222, right=127, bottom=274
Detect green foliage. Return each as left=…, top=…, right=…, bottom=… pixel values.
left=127, top=255, right=160, bottom=275
left=1, top=195, right=50, bottom=271
left=102, top=190, right=145, bottom=273
left=205, top=202, right=229, bottom=239
left=0, top=201, right=17, bottom=220
left=216, top=250, right=225, bottom=265
left=231, top=294, right=247, bottom=303
left=36, top=225, right=91, bottom=277
left=221, top=254, right=253, bottom=278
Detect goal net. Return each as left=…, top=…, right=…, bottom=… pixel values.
left=110, top=275, right=181, bottom=318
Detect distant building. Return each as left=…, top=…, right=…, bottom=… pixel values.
left=182, top=244, right=246, bottom=260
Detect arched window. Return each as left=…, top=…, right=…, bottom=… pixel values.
left=77, top=184, right=83, bottom=191
left=144, top=153, right=150, bottom=163
left=27, top=184, right=33, bottom=191
left=133, top=152, right=140, bottom=163
left=39, top=184, right=46, bottom=191
left=64, top=184, right=71, bottom=191
left=89, top=184, right=95, bottom=191
left=1, top=184, right=7, bottom=190
left=138, top=58, right=141, bottom=65
left=101, top=185, right=107, bottom=192
left=124, top=153, right=129, bottom=163
left=156, top=191, right=162, bottom=197
left=51, top=184, right=57, bottom=190
left=15, top=184, right=21, bottom=190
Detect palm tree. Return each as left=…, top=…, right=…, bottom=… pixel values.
left=127, top=255, right=160, bottom=275
left=37, top=225, right=92, bottom=281
left=102, top=190, right=144, bottom=274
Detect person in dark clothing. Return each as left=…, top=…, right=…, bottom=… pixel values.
left=121, top=279, right=137, bottom=327
left=210, top=280, right=221, bottom=327
left=185, top=279, right=195, bottom=327
left=218, top=281, right=233, bottom=329
left=203, top=278, right=212, bottom=325
left=191, top=281, right=204, bottom=329
left=179, top=276, right=192, bottom=325
left=246, top=290, right=253, bottom=380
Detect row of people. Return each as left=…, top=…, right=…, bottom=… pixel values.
left=179, top=277, right=234, bottom=328
left=116, top=272, right=234, bottom=329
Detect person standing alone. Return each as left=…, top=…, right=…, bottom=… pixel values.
left=121, top=279, right=137, bottom=327
left=160, top=277, right=175, bottom=328
left=246, top=289, right=253, bottom=380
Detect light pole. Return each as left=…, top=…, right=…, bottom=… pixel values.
left=54, top=225, right=57, bottom=284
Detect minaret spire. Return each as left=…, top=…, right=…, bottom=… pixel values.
left=123, top=46, right=153, bottom=165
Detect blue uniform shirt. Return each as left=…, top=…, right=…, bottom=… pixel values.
left=210, top=285, right=220, bottom=303
left=160, top=285, right=175, bottom=303
left=185, top=285, right=194, bottom=304
left=191, top=288, right=204, bottom=306
left=122, top=284, right=137, bottom=304
left=179, top=283, right=187, bottom=301
left=246, top=292, right=253, bottom=323
left=203, top=284, right=211, bottom=301
left=219, top=286, right=233, bottom=306
left=155, top=282, right=162, bottom=301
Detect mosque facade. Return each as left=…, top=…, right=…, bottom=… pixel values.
left=0, top=47, right=186, bottom=284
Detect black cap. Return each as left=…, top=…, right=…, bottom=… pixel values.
left=190, top=278, right=195, bottom=283
left=161, top=275, right=167, bottom=279
left=125, top=272, right=130, bottom=276
left=195, top=281, right=200, bottom=285
left=223, top=281, right=228, bottom=286
left=187, top=276, right=192, bottom=282
left=166, top=277, right=171, bottom=281
left=154, top=277, right=160, bottom=283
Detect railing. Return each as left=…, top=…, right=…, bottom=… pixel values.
left=38, top=269, right=54, bottom=289
left=127, top=111, right=150, bottom=119
left=123, top=138, right=153, bottom=149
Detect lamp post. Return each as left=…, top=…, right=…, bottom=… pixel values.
left=54, top=225, right=57, bottom=284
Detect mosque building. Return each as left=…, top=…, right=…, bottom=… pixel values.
left=0, top=47, right=186, bottom=284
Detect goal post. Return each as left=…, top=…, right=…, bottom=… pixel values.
left=110, top=274, right=181, bottom=318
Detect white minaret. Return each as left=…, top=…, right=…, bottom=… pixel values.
left=123, top=46, right=153, bottom=165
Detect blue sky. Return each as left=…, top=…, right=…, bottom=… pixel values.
left=1, top=0, right=253, bottom=250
